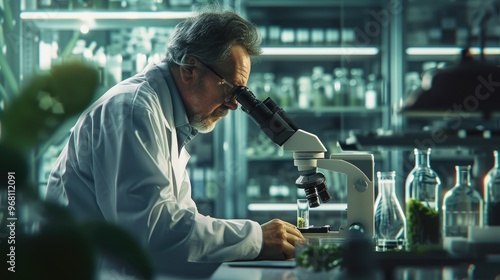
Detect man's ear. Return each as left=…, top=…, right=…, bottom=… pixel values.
left=179, top=56, right=199, bottom=84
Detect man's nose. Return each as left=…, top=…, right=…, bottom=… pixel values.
left=225, top=98, right=238, bottom=110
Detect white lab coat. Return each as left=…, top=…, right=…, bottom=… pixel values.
left=46, top=62, right=262, bottom=275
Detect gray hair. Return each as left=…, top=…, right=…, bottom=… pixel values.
left=165, top=9, right=262, bottom=67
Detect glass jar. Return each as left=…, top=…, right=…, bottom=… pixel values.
left=405, top=148, right=442, bottom=250
left=484, top=150, right=500, bottom=226
left=374, top=171, right=406, bottom=251
left=442, top=165, right=484, bottom=238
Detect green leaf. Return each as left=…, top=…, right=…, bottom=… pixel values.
left=0, top=62, right=98, bottom=150
left=16, top=226, right=97, bottom=280
left=0, top=144, right=28, bottom=188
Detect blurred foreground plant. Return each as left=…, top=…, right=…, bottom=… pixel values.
left=295, top=243, right=344, bottom=273
left=0, top=62, right=153, bottom=279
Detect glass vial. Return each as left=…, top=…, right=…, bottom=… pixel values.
left=484, top=150, right=500, bottom=226
left=297, top=199, right=309, bottom=229
left=442, top=165, right=484, bottom=238
left=374, top=171, right=406, bottom=251
left=405, top=148, right=442, bottom=250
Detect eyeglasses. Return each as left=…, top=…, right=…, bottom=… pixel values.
left=199, top=61, right=237, bottom=103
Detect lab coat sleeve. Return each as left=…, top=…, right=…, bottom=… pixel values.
left=91, top=93, right=262, bottom=269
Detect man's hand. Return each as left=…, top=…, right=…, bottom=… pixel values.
left=256, top=218, right=306, bottom=260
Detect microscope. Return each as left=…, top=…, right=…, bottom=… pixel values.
left=235, top=86, right=375, bottom=239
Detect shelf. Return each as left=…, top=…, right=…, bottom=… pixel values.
left=348, top=130, right=500, bottom=150
left=246, top=155, right=293, bottom=161
left=20, top=11, right=193, bottom=29
left=247, top=203, right=347, bottom=211
left=243, top=0, right=384, bottom=8
left=406, top=47, right=500, bottom=62
left=260, top=47, right=379, bottom=60
left=282, top=107, right=383, bottom=116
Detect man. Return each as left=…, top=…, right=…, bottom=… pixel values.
left=45, top=9, right=304, bottom=276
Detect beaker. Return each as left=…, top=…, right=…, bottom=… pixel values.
left=297, top=199, right=309, bottom=229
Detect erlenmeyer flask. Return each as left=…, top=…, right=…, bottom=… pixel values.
left=374, top=171, right=406, bottom=251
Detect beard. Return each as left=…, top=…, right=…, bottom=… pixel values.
left=186, top=78, right=230, bottom=133
left=189, top=106, right=228, bottom=133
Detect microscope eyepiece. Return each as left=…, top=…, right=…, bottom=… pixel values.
left=235, top=86, right=298, bottom=146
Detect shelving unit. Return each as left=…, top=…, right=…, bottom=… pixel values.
left=226, top=0, right=390, bottom=227
left=259, top=46, right=379, bottom=60
left=17, top=7, right=226, bottom=214
left=399, top=0, right=500, bottom=202
left=20, top=11, right=194, bottom=29
left=18, top=3, right=389, bottom=224
left=17, top=0, right=499, bottom=230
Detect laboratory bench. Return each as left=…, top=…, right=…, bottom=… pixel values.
left=146, top=237, right=500, bottom=280
left=149, top=257, right=500, bottom=280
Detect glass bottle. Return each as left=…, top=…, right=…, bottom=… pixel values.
left=332, top=68, right=349, bottom=107
left=484, top=150, right=500, bottom=226
left=374, top=171, right=406, bottom=251
left=405, top=148, right=442, bottom=250
left=404, top=72, right=421, bottom=97
left=247, top=73, right=265, bottom=100
left=442, top=165, right=484, bottom=238
left=262, top=73, right=279, bottom=104
left=311, top=66, right=326, bottom=108
left=322, top=74, right=334, bottom=106
left=297, top=76, right=312, bottom=109
left=349, top=68, right=366, bottom=107
left=278, top=76, right=296, bottom=108
left=364, top=74, right=378, bottom=109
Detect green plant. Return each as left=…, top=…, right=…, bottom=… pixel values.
left=0, top=62, right=153, bottom=279
left=406, top=198, right=440, bottom=251
left=295, top=243, right=344, bottom=273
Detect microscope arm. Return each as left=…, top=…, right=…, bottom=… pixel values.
left=284, top=130, right=375, bottom=238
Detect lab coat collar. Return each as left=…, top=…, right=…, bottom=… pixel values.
left=142, top=62, right=175, bottom=130
left=152, top=62, right=198, bottom=150
left=142, top=62, right=191, bottom=189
